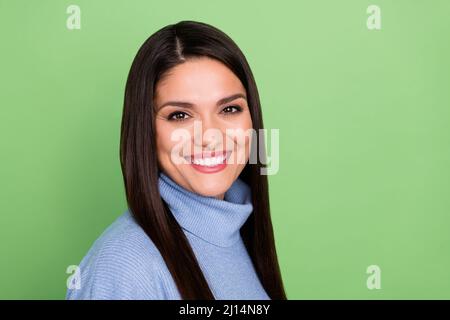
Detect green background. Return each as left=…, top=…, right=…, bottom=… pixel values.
left=1, top=0, right=449, bottom=299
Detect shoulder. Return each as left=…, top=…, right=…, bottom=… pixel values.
left=66, top=210, right=167, bottom=300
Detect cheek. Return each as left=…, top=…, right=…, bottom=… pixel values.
left=240, top=115, right=253, bottom=159
left=155, top=121, right=176, bottom=160
left=226, top=112, right=252, bottom=132
left=245, top=116, right=253, bottom=147
left=156, top=121, right=192, bottom=168
left=225, top=114, right=253, bottom=163
left=235, top=114, right=253, bottom=145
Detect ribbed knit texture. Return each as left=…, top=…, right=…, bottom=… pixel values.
left=65, top=171, right=270, bottom=300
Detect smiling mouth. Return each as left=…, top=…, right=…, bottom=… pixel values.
left=184, top=150, right=232, bottom=167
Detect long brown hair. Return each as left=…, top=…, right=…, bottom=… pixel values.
left=119, top=20, right=286, bottom=299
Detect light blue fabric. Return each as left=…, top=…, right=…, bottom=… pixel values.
left=66, top=171, right=270, bottom=300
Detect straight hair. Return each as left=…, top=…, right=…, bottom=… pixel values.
left=120, top=20, right=286, bottom=299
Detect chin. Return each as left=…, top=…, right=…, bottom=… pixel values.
left=190, top=176, right=232, bottom=197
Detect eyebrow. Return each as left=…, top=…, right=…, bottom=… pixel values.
left=156, top=93, right=247, bottom=111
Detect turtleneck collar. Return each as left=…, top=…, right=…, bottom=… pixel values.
left=157, top=171, right=254, bottom=247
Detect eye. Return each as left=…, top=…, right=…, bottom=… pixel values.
left=167, top=111, right=190, bottom=122
left=222, top=105, right=243, bottom=114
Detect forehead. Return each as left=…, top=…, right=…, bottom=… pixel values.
left=154, top=57, right=246, bottom=104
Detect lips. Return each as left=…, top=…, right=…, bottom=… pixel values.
left=184, top=150, right=232, bottom=166
left=185, top=150, right=231, bottom=174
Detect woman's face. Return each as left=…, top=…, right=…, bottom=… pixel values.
left=154, top=57, right=253, bottom=200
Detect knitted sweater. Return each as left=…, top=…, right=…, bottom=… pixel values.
left=65, top=171, right=270, bottom=300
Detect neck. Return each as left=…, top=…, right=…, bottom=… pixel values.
left=214, top=192, right=225, bottom=200
left=157, top=171, right=254, bottom=247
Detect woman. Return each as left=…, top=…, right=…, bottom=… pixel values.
left=66, top=20, right=286, bottom=300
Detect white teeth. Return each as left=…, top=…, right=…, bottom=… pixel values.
left=191, top=155, right=225, bottom=166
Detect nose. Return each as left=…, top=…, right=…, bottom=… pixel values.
left=193, top=114, right=225, bottom=150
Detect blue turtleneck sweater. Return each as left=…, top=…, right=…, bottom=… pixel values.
left=66, top=172, right=270, bottom=300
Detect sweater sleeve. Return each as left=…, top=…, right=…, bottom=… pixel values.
left=65, top=221, right=165, bottom=300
